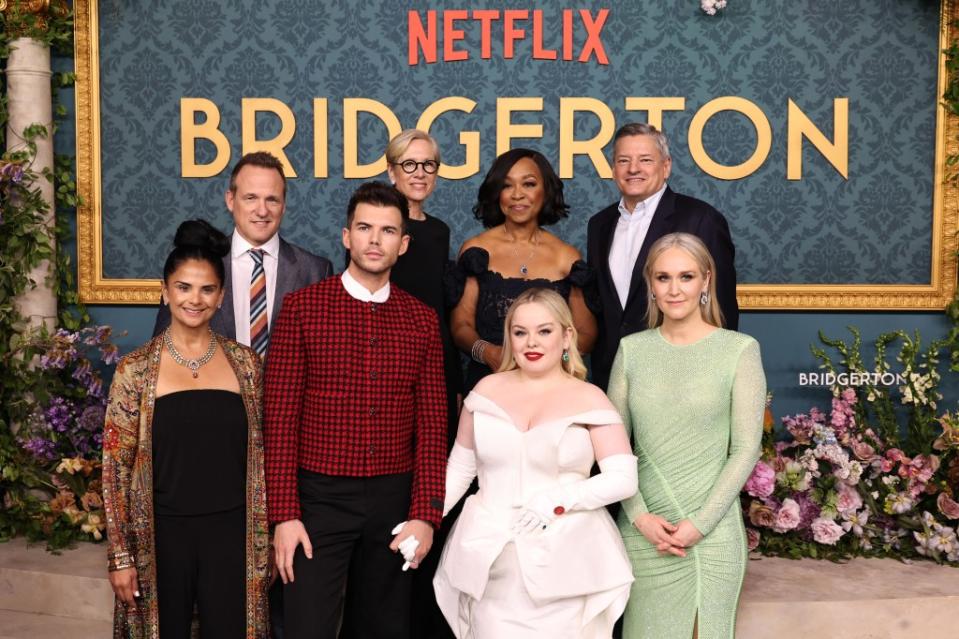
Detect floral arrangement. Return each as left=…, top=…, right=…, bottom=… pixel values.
left=701, top=0, right=728, bottom=16
left=0, top=326, right=119, bottom=548
left=741, top=329, right=959, bottom=565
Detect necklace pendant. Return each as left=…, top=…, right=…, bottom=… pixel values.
left=188, top=360, right=200, bottom=378
left=520, top=264, right=528, bottom=276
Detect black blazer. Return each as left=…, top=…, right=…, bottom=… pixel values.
left=153, top=236, right=334, bottom=340
left=586, top=186, right=739, bottom=390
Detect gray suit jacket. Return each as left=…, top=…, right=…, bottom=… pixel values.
left=153, top=237, right=334, bottom=339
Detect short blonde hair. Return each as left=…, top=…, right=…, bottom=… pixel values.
left=385, top=129, right=441, bottom=165
left=497, top=288, right=587, bottom=380
left=643, top=232, right=724, bottom=329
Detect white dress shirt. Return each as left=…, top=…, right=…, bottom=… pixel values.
left=608, top=184, right=668, bottom=309
left=231, top=230, right=281, bottom=346
left=341, top=268, right=391, bottom=302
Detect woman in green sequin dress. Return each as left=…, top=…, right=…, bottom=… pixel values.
left=607, top=233, right=766, bottom=639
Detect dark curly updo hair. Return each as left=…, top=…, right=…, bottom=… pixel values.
left=162, top=219, right=231, bottom=285
left=472, top=148, right=569, bottom=228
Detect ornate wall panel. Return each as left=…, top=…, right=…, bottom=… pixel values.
left=75, top=0, right=959, bottom=308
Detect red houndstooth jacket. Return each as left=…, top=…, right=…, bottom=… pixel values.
left=263, top=275, right=447, bottom=527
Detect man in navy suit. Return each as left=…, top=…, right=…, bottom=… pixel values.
left=153, top=151, right=331, bottom=639
left=154, top=151, right=333, bottom=346
left=587, top=123, right=738, bottom=391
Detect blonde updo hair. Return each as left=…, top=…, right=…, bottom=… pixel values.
left=385, top=128, right=441, bottom=165
left=496, top=288, right=587, bottom=380
left=643, top=232, right=725, bottom=329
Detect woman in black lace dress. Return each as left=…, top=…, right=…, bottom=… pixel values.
left=450, top=148, right=596, bottom=392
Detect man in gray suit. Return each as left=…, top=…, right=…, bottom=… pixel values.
left=154, top=151, right=333, bottom=349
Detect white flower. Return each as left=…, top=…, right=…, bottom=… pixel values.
left=841, top=508, right=870, bottom=537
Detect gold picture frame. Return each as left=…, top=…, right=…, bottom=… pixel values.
left=74, top=0, right=959, bottom=308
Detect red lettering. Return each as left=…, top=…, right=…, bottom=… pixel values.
left=562, top=9, right=573, bottom=61
left=579, top=9, right=609, bottom=65
left=532, top=10, right=557, bottom=60
left=444, top=10, right=469, bottom=62
left=503, top=10, right=528, bottom=59
left=472, top=10, right=500, bottom=60
left=408, top=11, right=437, bottom=65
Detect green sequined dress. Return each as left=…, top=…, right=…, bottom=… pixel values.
left=607, top=328, right=766, bottom=639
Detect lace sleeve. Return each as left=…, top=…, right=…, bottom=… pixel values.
left=689, top=339, right=766, bottom=536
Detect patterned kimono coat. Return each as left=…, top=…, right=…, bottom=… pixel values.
left=102, top=334, right=270, bottom=638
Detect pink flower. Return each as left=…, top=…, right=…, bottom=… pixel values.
left=811, top=517, right=846, bottom=545
left=746, top=528, right=760, bottom=551
left=886, top=448, right=905, bottom=463
left=937, top=493, right=959, bottom=520
left=772, top=498, right=801, bottom=533
left=851, top=440, right=877, bottom=462
left=745, top=461, right=776, bottom=498
left=841, top=388, right=857, bottom=404
left=836, top=483, right=863, bottom=514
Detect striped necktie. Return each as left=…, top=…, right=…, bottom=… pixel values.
left=249, top=248, right=269, bottom=356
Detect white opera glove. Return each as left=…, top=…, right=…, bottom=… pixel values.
left=444, top=442, right=477, bottom=517
left=390, top=522, right=420, bottom=571
left=512, top=454, right=638, bottom=535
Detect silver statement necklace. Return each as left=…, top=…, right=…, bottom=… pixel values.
left=164, top=328, right=217, bottom=378
left=504, top=228, right=539, bottom=277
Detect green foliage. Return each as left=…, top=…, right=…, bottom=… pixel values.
left=0, top=6, right=102, bottom=550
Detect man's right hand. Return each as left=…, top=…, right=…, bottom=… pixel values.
left=274, top=519, right=313, bottom=584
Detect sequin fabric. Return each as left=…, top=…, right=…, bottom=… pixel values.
left=102, top=334, right=270, bottom=638
left=607, top=328, right=766, bottom=639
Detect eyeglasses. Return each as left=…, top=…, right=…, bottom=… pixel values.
left=392, top=160, right=439, bottom=174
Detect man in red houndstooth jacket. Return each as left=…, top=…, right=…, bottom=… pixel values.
left=263, top=181, right=447, bottom=639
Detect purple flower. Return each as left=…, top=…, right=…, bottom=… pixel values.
left=795, top=493, right=821, bottom=529
left=78, top=404, right=105, bottom=432
left=20, top=437, right=57, bottom=461
left=44, top=397, right=76, bottom=433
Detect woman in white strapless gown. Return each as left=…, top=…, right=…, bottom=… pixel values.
left=434, top=288, right=637, bottom=639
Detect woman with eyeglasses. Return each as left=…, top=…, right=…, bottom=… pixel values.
left=384, top=129, right=463, bottom=639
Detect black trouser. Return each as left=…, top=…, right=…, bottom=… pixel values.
left=285, top=471, right=413, bottom=639
left=154, top=507, right=246, bottom=639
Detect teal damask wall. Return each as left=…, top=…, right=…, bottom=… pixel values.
left=71, top=0, right=959, bottom=418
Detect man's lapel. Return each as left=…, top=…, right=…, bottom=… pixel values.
left=271, top=237, right=298, bottom=323
left=624, top=187, right=676, bottom=313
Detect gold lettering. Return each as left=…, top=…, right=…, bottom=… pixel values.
left=241, top=98, right=298, bottom=177
left=180, top=98, right=230, bottom=178
left=688, top=97, right=771, bottom=180
left=787, top=98, right=849, bottom=180
left=343, top=98, right=403, bottom=178
left=624, top=97, right=686, bottom=132
left=416, top=97, right=480, bottom=180
left=495, top=97, right=544, bottom=156
left=313, top=99, right=328, bottom=179
left=558, top=97, right=614, bottom=178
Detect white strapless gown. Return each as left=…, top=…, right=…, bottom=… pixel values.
left=434, top=392, right=634, bottom=639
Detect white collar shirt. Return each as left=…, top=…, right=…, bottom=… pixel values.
left=341, top=268, right=391, bottom=303
left=231, top=230, right=281, bottom=347
left=608, top=184, right=667, bottom=309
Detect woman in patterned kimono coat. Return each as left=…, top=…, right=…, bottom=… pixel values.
left=102, top=220, right=269, bottom=638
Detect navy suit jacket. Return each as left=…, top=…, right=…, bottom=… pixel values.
left=586, top=186, right=739, bottom=391
left=153, top=236, right=334, bottom=340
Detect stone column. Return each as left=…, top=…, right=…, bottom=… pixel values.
left=2, top=1, right=58, bottom=329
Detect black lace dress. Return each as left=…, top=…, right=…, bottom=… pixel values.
left=449, top=247, right=594, bottom=393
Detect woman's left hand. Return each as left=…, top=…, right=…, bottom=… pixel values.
left=672, top=519, right=704, bottom=548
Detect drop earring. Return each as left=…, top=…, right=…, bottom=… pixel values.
left=700, top=291, right=709, bottom=305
